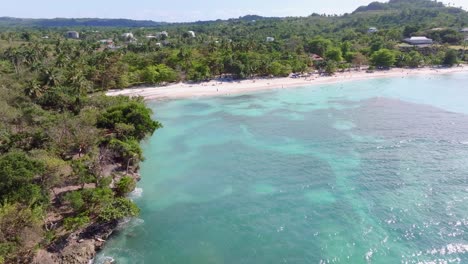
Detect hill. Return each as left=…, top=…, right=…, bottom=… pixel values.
left=0, top=17, right=166, bottom=28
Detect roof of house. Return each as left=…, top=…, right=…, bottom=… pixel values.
left=461, top=28, right=468, bottom=32
left=408, top=36, right=431, bottom=40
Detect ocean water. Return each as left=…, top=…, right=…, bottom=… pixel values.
left=96, top=73, right=468, bottom=264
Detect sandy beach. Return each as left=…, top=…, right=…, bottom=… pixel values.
left=106, top=66, right=468, bottom=100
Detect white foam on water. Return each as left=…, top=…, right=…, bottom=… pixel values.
left=117, top=217, right=145, bottom=231
left=128, top=187, right=143, bottom=200
left=93, top=256, right=114, bottom=264
left=365, top=248, right=374, bottom=262
left=424, top=243, right=468, bottom=258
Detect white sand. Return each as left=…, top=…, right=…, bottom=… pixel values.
left=106, top=66, right=468, bottom=100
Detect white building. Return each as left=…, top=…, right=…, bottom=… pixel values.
left=266, top=37, right=275, bottom=42
left=367, top=27, right=378, bottom=33
left=99, top=39, right=113, bottom=44
left=403, top=36, right=433, bottom=45
left=121, top=33, right=135, bottom=41
left=156, top=31, right=169, bottom=39
left=66, top=31, right=80, bottom=39
left=187, top=31, right=196, bottom=38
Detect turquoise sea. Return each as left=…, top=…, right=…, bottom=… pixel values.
left=96, top=73, right=468, bottom=264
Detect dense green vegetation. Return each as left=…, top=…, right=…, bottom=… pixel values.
left=0, top=0, right=467, bottom=262
left=0, top=38, right=160, bottom=262
left=1, top=0, right=467, bottom=86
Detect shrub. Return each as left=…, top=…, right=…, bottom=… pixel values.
left=99, top=198, right=140, bottom=222
left=116, top=176, right=136, bottom=196
left=63, top=215, right=90, bottom=231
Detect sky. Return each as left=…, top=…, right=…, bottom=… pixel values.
left=1, top=0, right=467, bottom=22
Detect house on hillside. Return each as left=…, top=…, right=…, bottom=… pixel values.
left=187, top=31, right=196, bottom=38
left=121, top=32, right=137, bottom=42
left=266, top=37, right=275, bottom=42
left=461, top=28, right=468, bottom=35
left=156, top=31, right=169, bottom=39
left=98, top=39, right=114, bottom=48
left=367, top=27, right=378, bottom=33
left=99, top=39, right=113, bottom=45
left=66, top=31, right=80, bottom=39
left=403, top=36, right=433, bottom=46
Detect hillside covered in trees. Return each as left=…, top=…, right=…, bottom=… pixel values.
left=0, top=17, right=166, bottom=28
left=0, top=0, right=467, bottom=262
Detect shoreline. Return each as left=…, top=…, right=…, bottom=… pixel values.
left=107, top=66, right=468, bottom=100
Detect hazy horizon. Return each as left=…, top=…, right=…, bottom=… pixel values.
left=1, top=0, right=467, bottom=23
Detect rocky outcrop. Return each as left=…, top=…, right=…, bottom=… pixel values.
left=32, top=221, right=117, bottom=264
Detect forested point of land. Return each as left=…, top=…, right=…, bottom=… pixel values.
left=0, top=0, right=467, bottom=262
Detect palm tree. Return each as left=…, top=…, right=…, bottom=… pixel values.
left=24, top=80, right=44, bottom=99
left=4, top=47, right=23, bottom=74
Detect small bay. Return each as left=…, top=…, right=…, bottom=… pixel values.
left=96, top=73, right=468, bottom=264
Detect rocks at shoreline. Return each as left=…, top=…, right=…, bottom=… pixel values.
left=32, top=221, right=117, bottom=264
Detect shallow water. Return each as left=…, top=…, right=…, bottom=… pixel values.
left=96, top=73, right=468, bottom=264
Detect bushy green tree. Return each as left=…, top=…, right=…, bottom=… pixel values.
left=305, top=37, right=332, bottom=56
left=97, top=100, right=161, bottom=140
left=99, top=198, right=140, bottom=222
left=116, top=176, right=136, bottom=196
left=371, top=49, right=396, bottom=68
left=267, top=61, right=292, bottom=77
left=187, top=63, right=211, bottom=81
left=324, top=61, right=337, bottom=75
left=325, top=48, right=343, bottom=62
left=141, top=64, right=178, bottom=84
left=0, top=203, right=43, bottom=262
left=443, top=49, right=458, bottom=66
left=0, top=152, right=45, bottom=205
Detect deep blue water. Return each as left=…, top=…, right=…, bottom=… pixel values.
left=97, top=73, right=468, bottom=264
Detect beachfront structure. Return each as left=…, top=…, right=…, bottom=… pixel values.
left=403, top=36, right=433, bottom=45
left=66, top=31, right=80, bottom=39
left=367, top=27, right=378, bottom=33
left=187, top=31, right=196, bottom=38
left=266, top=37, right=275, bottom=42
